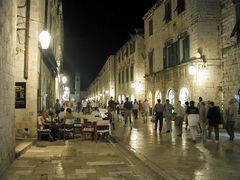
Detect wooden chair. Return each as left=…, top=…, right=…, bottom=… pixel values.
left=59, top=119, right=75, bottom=140
left=95, top=120, right=111, bottom=142
left=37, top=124, right=51, bottom=141
left=74, top=118, right=82, bottom=138
left=82, top=119, right=96, bottom=140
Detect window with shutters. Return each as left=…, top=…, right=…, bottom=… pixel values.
left=164, top=1, right=172, bottom=23
left=118, top=72, right=121, bottom=84
left=130, top=66, right=134, bottom=81
left=122, top=70, right=124, bottom=84
left=126, top=67, right=129, bottom=82
left=174, top=0, right=185, bottom=14
left=163, top=41, right=180, bottom=69
left=125, top=46, right=129, bottom=58
left=149, top=19, right=153, bottom=36
left=182, top=34, right=190, bottom=62
left=231, top=1, right=240, bottom=42
left=149, top=50, right=154, bottom=73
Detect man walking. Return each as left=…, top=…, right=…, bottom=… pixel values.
left=225, top=99, right=236, bottom=141
left=153, top=99, right=164, bottom=132
left=54, top=99, right=61, bottom=116
left=207, top=101, right=221, bottom=142
left=186, top=101, right=199, bottom=143
left=164, top=99, right=174, bottom=133
left=143, top=99, right=149, bottom=123
left=124, top=97, right=133, bottom=128
left=174, top=101, right=185, bottom=136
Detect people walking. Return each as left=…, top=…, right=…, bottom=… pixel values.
left=123, top=97, right=133, bottom=128
left=186, top=101, right=199, bottom=143
left=225, top=99, right=236, bottom=141
left=184, top=101, right=189, bottom=131
left=54, top=99, right=61, bottom=116
left=199, top=101, right=207, bottom=138
left=164, top=99, right=174, bottom=133
left=207, top=101, right=221, bottom=142
left=132, top=99, right=139, bottom=120
left=174, top=101, right=185, bottom=136
left=143, top=99, right=150, bottom=123
left=153, top=99, right=164, bottom=132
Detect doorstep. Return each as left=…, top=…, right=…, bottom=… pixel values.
left=15, top=138, right=35, bottom=158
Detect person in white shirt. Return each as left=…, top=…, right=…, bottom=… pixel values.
left=174, top=101, right=185, bottom=136
left=143, top=99, right=150, bottom=123
left=91, top=107, right=102, bottom=118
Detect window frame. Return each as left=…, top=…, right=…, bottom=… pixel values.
left=149, top=19, right=153, bottom=36
left=230, top=1, right=240, bottom=42
left=164, top=1, right=172, bottom=23
left=149, top=50, right=154, bottom=74
left=174, top=0, right=185, bottom=15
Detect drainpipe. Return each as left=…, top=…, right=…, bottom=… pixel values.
left=24, top=0, right=30, bottom=80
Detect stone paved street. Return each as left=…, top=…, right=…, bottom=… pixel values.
left=112, top=115, right=240, bottom=180
left=1, top=115, right=240, bottom=180
left=1, top=139, right=160, bottom=180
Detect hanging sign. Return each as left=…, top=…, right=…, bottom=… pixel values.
left=15, top=82, right=26, bottom=108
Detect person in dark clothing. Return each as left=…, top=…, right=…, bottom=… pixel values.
left=108, top=96, right=116, bottom=111
left=207, top=101, right=221, bottom=141
left=186, top=101, right=199, bottom=143
left=153, top=99, right=164, bottom=132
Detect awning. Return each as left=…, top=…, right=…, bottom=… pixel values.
left=40, top=48, right=58, bottom=77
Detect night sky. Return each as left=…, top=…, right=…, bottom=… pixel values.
left=62, top=0, right=157, bottom=91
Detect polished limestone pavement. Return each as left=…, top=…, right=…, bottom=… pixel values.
left=112, top=115, right=240, bottom=180
left=1, top=138, right=161, bottom=180
left=1, top=115, right=240, bottom=180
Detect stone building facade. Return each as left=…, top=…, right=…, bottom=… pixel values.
left=115, top=33, right=145, bottom=103
left=143, top=0, right=222, bottom=109
left=87, top=55, right=115, bottom=106
left=0, top=0, right=17, bottom=176
left=14, top=0, right=64, bottom=138
left=221, top=0, right=240, bottom=128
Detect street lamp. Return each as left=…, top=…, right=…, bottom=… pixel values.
left=131, top=82, right=136, bottom=89
left=62, top=75, right=67, bottom=84
left=39, top=30, right=51, bottom=49
left=188, top=66, right=197, bottom=75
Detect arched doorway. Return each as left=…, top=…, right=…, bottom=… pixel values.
left=121, top=95, right=125, bottom=101
left=179, top=87, right=189, bottom=105
left=167, top=89, right=175, bottom=105
left=131, top=94, right=135, bottom=102
left=238, top=90, right=240, bottom=114
left=147, top=91, right=153, bottom=115
left=118, top=95, right=121, bottom=102
left=155, top=90, right=162, bottom=105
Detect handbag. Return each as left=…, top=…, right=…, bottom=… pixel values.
left=151, top=115, right=156, bottom=123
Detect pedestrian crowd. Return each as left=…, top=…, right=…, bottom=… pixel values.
left=38, top=96, right=237, bottom=143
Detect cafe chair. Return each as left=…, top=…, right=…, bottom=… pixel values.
left=37, top=124, right=52, bottom=141
left=59, top=119, right=75, bottom=140
left=82, top=119, right=96, bottom=140
left=95, top=120, right=111, bottom=142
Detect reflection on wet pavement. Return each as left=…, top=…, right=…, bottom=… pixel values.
left=112, top=116, right=240, bottom=179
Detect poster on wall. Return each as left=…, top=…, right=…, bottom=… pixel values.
left=15, top=82, right=26, bottom=108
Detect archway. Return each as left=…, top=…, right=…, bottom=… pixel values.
left=131, top=94, right=135, bottom=102
left=121, top=95, right=125, bottom=102
left=167, top=89, right=175, bottom=105
left=154, top=90, right=162, bottom=105
left=179, top=87, right=189, bottom=105
left=147, top=91, right=153, bottom=115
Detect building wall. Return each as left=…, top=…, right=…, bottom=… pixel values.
left=0, top=0, right=17, bottom=176
left=15, top=0, right=41, bottom=138
left=221, top=0, right=240, bottom=128
left=143, top=0, right=222, bottom=107
left=116, top=34, right=145, bottom=102
left=15, top=0, right=64, bottom=138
